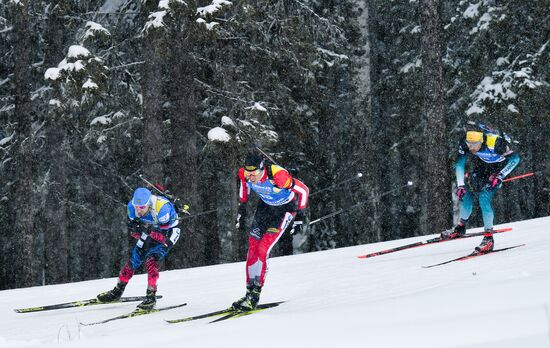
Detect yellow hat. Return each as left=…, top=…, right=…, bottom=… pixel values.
left=466, top=131, right=483, bottom=143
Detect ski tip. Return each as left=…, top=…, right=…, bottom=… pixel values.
left=357, top=253, right=378, bottom=259
left=506, top=243, right=526, bottom=249
left=261, top=301, right=285, bottom=307
left=171, top=303, right=188, bottom=309
left=14, top=307, right=44, bottom=313
left=80, top=321, right=101, bottom=327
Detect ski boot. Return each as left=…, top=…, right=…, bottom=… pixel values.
left=136, top=287, right=156, bottom=310
left=475, top=234, right=494, bottom=253
left=97, top=281, right=126, bottom=303
left=440, top=223, right=466, bottom=240
left=232, top=284, right=261, bottom=311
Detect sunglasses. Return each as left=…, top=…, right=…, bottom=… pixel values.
left=466, top=141, right=482, bottom=147
left=133, top=204, right=149, bottom=210
left=244, top=169, right=262, bottom=178
left=245, top=165, right=260, bottom=172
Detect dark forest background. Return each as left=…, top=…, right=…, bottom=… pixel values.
left=0, top=0, right=548, bottom=289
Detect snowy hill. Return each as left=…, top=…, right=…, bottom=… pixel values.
left=1, top=216, right=549, bottom=348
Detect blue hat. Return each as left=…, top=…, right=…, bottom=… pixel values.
left=132, top=187, right=152, bottom=206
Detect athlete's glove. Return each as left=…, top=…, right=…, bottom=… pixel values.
left=290, top=220, right=303, bottom=234
left=127, top=218, right=139, bottom=231
left=236, top=203, right=247, bottom=230
left=127, top=219, right=144, bottom=239
left=455, top=185, right=466, bottom=201
left=149, top=230, right=167, bottom=247
left=164, top=227, right=181, bottom=249
left=291, top=210, right=305, bottom=234
left=488, top=173, right=503, bottom=189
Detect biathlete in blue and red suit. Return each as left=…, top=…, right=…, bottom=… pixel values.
left=232, top=152, right=309, bottom=311
left=96, top=187, right=181, bottom=310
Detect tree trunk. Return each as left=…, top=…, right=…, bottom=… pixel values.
left=42, top=3, right=69, bottom=285
left=162, top=10, right=203, bottom=269
left=12, top=0, right=36, bottom=287
left=140, top=1, right=164, bottom=181
left=140, top=47, right=164, bottom=180
left=530, top=98, right=550, bottom=218
left=43, top=125, right=69, bottom=284
left=419, top=0, right=450, bottom=234
left=352, top=0, right=382, bottom=244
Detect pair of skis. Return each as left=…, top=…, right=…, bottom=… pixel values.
left=14, top=295, right=282, bottom=326
left=14, top=295, right=186, bottom=326
left=357, top=227, right=524, bottom=267
left=357, top=227, right=513, bottom=259
left=14, top=295, right=164, bottom=313
left=165, top=301, right=284, bottom=324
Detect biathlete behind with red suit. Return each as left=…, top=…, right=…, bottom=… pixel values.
left=232, top=152, right=309, bottom=311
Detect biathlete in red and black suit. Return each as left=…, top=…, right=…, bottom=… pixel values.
left=232, top=152, right=309, bottom=311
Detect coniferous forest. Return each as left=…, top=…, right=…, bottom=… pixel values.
left=0, top=0, right=548, bottom=289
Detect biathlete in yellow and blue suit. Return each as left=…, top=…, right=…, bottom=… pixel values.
left=97, top=187, right=180, bottom=310
left=441, top=129, right=520, bottom=253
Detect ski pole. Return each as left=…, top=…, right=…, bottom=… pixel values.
left=309, top=181, right=414, bottom=226
left=310, top=172, right=364, bottom=197
left=503, top=167, right=550, bottom=183
left=138, top=174, right=191, bottom=215
left=176, top=173, right=365, bottom=221
left=308, top=209, right=344, bottom=225
left=503, top=172, right=534, bottom=183
left=254, top=146, right=365, bottom=197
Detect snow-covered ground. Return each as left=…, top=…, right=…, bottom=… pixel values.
left=1, top=216, right=549, bottom=348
